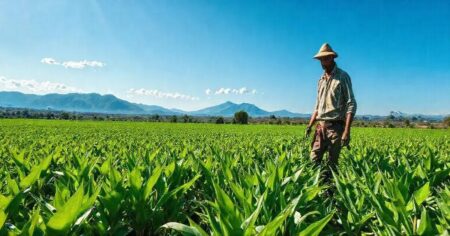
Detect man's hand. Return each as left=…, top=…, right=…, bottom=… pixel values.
left=341, top=131, right=350, bottom=148
left=342, top=113, right=353, bottom=149
left=305, top=126, right=312, bottom=138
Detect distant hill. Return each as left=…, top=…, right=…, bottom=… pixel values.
left=0, top=92, right=305, bottom=117
left=136, top=104, right=181, bottom=116
left=0, top=91, right=160, bottom=114
left=190, top=101, right=308, bottom=117
left=389, top=111, right=445, bottom=121
left=1, top=91, right=444, bottom=120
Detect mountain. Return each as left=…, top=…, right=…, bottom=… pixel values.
left=270, top=109, right=309, bottom=118
left=0, top=92, right=306, bottom=117
left=0, top=91, right=176, bottom=115
left=389, top=110, right=445, bottom=121
left=137, top=104, right=181, bottom=116
left=0, top=91, right=445, bottom=119
left=190, top=101, right=307, bottom=117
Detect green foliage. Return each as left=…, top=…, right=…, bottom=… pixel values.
left=216, top=117, right=225, bottom=124
left=444, top=116, right=450, bottom=127
left=234, top=110, right=249, bottom=124
left=0, top=119, right=448, bottom=235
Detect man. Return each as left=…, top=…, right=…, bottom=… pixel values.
left=305, top=43, right=357, bottom=175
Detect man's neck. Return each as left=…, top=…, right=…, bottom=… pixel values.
left=324, top=63, right=336, bottom=78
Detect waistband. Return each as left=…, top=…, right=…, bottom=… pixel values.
left=318, top=120, right=345, bottom=126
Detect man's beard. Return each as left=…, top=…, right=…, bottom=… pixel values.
left=322, top=62, right=334, bottom=72
left=322, top=64, right=331, bottom=71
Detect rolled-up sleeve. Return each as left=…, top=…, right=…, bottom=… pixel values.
left=343, top=74, right=357, bottom=114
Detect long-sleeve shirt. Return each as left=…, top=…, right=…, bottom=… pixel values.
left=314, top=65, right=357, bottom=121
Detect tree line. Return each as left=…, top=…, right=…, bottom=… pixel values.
left=0, top=107, right=448, bottom=128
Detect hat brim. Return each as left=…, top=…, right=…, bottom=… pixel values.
left=313, top=52, right=338, bottom=59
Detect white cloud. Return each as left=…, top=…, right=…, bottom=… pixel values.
left=62, top=60, right=105, bottom=69
left=41, top=57, right=105, bottom=69
left=41, top=57, right=59, bottom=65
left=205, top=87, right=257, bottom=95
left=127, top=88, right=199, bottom=101
left=0, top=76, right=81, bottom=94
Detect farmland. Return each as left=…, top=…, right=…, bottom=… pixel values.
left=0, top=119, right=449, bottom=235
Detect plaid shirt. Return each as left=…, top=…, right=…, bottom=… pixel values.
left=314, top=65, right=357, bottom=121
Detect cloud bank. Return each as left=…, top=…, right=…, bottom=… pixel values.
left=205, top=87, right=257, bottom=95
left=41, top=57, right=105, bottom=69
left=127, top=88, right=199, bottom=101
left=0, top=76, right=81, bottom=94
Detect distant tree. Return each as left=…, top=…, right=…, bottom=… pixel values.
left=234, top=110, right=249, bottom=124
left=216, top=117, right=225, bottom=124
left=61, top=112, right=70, bottom=120
left=22, top=110, right=30, bottom=118
left=404, top=119, right=411, bottom=127
left=152, top=114, right=160, bottom=122
left=182, top=114, right=190, bottom=123
left=269, top=114, right=276, bottom=119
left=383, top=121, right=390, bottom=128
left=443, top=116, right=450, bottom=127
left=170, top=115, right=178, bottom=123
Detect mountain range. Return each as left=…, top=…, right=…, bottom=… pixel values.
left=0, top=91, right=308, bottom=117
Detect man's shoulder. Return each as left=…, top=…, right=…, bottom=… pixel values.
left=336, top=67, right=351, bottom=81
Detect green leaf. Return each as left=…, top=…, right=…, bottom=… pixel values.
left=187, top=218, right=209, bottom=236
left=39, top=154, right=53, bottom=171
left=12, top=150, right=28, bottom=172
left=242, top=191, right=266, bottom=236
left=7, top=175, right=20, bottom=196
left=417, top=207, right=431, bottom=235
left=19, top=165, right=42, bottom=190
left=413, top=165, right=426, bottom=179
left=144, top=166, right=162, bottom=199
left=46, top=185, right=85, bottom=235
left=0, top=195, right=12, bottom=210
left=259, top=195, right=300, bottom=236
left=298, top=212, right=334, bottom=236
left=294, top=211, right=320, bottom=226
left=160, top=222, right=204, bottom=236
left=129, top=168, right=143, bottom=192
left=0, top=211, right=7, bottom=229
left=21, top=207, right=41, bottom=236
left=414, top=182, right=430, bottom=205
left=99, top=158, right=110, bottom=175
left=155, top=175, right=201, bottom=209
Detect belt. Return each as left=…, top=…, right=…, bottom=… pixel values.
left=318, top=120, right=345, bottom=127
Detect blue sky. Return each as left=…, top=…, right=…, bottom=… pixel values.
left=0, top=0, right=449, bottom=115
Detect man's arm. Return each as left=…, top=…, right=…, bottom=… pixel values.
left=305, top=111, right=317, bottom=138
left=308, top=111, right=318, bottom=128
left=341, top=74, right=357, bottom=146
left=342, top=112, right=353, bottom=143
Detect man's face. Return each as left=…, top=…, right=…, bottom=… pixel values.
left=319, top=56, right=334, bottom=70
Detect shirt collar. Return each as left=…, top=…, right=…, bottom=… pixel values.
left=321, top=64, right=338, bottom=80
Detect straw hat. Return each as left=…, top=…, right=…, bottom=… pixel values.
left=313, top=43, right=338, bottom=59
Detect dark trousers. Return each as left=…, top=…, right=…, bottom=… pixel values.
left=310, top=121, right=344, bottom=180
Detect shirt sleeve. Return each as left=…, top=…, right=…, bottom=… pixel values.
left=342, top=74, right=357, bottom=114
left=314, top=80, right=320, bottom=112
